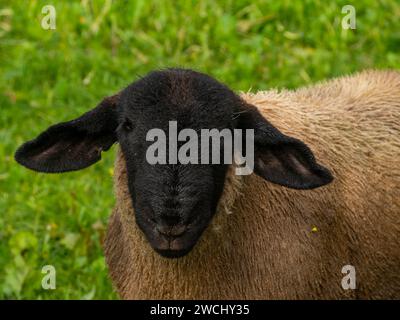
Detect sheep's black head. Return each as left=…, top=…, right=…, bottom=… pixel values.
left=15, top=68, right=333, bottom=258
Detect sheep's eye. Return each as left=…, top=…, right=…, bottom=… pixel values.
left=123, top=119, right=133, bottom=132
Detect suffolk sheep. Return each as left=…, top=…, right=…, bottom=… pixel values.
left=15, top=69, right=400, bottom=299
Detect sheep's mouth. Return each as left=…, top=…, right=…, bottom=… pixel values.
left=137, top=215, right=208, bottom=258
left=154, top=244, right=194, bottom=258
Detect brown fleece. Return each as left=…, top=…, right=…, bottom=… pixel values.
left=104, top=70, right=400, bottom=299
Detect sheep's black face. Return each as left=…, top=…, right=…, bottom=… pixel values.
left=116, top=70, right=238, bottom=257
left=122, top=160, right=227, bottom=258
left=15, top=68, right=333, bottom=259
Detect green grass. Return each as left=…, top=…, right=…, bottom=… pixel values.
left=0, top=0, right=399, bottom=299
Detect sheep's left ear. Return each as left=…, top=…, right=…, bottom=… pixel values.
left=15, top=94, right=119, bottom=173
left=238, top=103, right=333, bottom=189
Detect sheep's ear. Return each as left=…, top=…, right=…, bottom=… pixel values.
left=15, top=95, right=119, bottom=173
left=238, top=104, right=333, bottom=189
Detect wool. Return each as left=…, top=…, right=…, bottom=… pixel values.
left=104, top=70, right=400, bottom=299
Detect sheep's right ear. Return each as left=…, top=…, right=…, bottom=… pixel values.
left=15, top=94, right=119, bottom=173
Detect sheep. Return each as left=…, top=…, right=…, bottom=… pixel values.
left=15, top=69, right=400, bottom=299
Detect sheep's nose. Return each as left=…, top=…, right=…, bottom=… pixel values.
left=160, top=215, right=181, bottom=226
left=156, top=224, right=187, bottom=237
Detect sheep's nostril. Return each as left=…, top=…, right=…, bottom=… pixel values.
left=156, top=224, right=187, bottom=237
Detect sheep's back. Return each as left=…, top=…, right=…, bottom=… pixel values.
left=241, top=69, right=400, bottom=298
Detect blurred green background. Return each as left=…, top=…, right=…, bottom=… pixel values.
left=0, top=0, right=399, bottom=299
